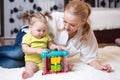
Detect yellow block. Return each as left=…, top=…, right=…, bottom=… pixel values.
left=51, top=57, right=56, bottom=64
left=56, top=56, right=62, bottom=63
left=51, top=56, right=62, bottom=64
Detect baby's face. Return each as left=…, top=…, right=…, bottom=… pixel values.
left=30, top=21, right=47, bottom=39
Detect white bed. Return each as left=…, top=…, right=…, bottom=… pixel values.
left=90, top=8, right=120, bottom=30
left=0, top=46, right=120, bottom=80
left=90, top=8, right=120, bottom=43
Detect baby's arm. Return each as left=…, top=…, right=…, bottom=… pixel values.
left=22, top=43, right=45, bottom=54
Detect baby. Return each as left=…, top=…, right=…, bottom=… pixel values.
left=21, top=12, right=65, bottom=79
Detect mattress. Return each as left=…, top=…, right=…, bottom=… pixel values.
left=0, top=46, right=120, bottom=80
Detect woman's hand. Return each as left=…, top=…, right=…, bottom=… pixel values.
left=50, top=44, right=66, bottom=51
left=57, top=45, right=67, bottom=51
left=89, top=60, right=112, bottom=72
left=98, top=64, right=111, bottom=72
left=48, top=41, right=66, bottom=51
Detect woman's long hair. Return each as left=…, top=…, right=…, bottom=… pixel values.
left=65, top=0, right=91, bottom=41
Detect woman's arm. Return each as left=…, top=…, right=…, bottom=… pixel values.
left=89, top=60, right=111, bottom=72
left=80, top=29, right=111, bottom=72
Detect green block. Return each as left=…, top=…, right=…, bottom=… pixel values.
left=51, top=65, right=62, bottom=72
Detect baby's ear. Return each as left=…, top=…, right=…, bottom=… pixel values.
left=29, top=24, right=32, bottom=28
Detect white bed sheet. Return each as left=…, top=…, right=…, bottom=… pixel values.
left=90, top=8, right=120, bottom=30
left=0, top=46, right=120, bottom=80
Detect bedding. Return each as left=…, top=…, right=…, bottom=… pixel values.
left=0, top=46, right=120, bottom=80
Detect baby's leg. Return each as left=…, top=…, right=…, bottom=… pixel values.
left=22, top=62, right=38, bottom=79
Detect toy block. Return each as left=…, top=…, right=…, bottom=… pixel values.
left=41, top=49, right=68, bottom=75
left=51, top=57, right=56, bottom=64
left=51, top=64, right=62, bottom=72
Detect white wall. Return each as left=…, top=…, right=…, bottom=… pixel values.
left=3, top=0, right=120, bottom=38
left=4, top=0, right=64, bottom=38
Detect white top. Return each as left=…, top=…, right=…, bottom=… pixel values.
left=46, top=12, right=98, bottom=63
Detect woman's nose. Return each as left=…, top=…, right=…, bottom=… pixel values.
left=65, top=23, right=69, bottom=29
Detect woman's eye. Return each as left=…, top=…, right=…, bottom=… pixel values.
left=64, top=20, right=67, bottom=23
left=70, top=24, right=75, bottom=27
left=64, top=20, right=75, bottom=27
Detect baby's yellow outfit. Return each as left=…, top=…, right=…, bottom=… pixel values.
left=22, top=33, right=51, bottom=69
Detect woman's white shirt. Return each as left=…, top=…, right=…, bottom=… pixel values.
left=46, top=12, right=98, bottom=64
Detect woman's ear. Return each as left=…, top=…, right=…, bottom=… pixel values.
left=81, top=19, right=87, bottom=25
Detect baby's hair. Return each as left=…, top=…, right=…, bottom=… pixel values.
left=22, top=12, right=52, bottom=25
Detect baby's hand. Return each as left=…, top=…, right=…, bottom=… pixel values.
left=36, top=48, right=46, bottom=54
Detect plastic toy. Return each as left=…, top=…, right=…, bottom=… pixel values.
left=41, top=49, right=68, bottom=75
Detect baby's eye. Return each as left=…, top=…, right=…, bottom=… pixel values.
left=37, top=30, right=41, bottom=32
left=43, top=30, right=46, bottom=32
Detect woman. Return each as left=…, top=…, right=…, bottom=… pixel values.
left=0, top=0, right=111, bottom=72
left=46, top=0, right=111, bottom=72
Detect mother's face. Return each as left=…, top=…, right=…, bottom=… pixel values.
left=64, top=11, right=85, bottom=35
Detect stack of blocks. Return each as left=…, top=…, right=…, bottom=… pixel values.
left=51, top=56, right=62, bottom=72
left=41, top=49, right=68, bottom=75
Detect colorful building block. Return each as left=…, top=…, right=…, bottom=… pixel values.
left=41, top=49, right=68, bottom=75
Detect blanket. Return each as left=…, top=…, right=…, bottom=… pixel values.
left=0, top=46, right=120, bottom=80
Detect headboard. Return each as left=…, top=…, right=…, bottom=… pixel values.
left=90, top=8, right=120, bottom=31
left=89, top=8, right=120, bottom=43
